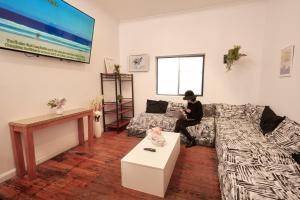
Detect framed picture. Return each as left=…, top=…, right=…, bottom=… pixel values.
left=280, top=45, right=294, bottom=77
left=104, top=58, right=114, bottom=73
left=129, top=54, right=149, bottom=72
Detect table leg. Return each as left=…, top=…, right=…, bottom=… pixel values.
left=9, top=126, right=26, bottom=177
left=77, top=118, right=84, bottom=145
left=88, top=114, right=94, bottom=147
left=23, top=128, right=36, bottom=179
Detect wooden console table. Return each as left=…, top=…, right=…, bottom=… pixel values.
left=9, top=108, right=94, bottom=179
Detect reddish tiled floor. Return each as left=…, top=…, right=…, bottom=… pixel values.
left=0, top=132, right=221, bottom=200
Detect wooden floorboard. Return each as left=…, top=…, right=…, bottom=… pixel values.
left=0, top=132, right=221, bottom=200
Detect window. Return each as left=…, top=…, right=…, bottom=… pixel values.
left=156, top=55, right=205, bottom=96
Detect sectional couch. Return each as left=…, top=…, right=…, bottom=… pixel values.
left=126, top=102, right=300, bottom=199
left=215, top=104, right=300, bottom=200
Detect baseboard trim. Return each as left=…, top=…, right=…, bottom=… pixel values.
left=0, top=142, right=78, bottom=183
left=0, top=169, right=16, bottom=183
left=36, top=142, right=76, bottom=166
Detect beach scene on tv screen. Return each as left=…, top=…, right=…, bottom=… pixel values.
left=0, top=0, right=94, bottom=63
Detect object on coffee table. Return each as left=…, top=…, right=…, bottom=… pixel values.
left=147, top=127, right=166, bottom=147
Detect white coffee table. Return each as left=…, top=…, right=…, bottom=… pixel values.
left=121, top=132, right=180, bottom=197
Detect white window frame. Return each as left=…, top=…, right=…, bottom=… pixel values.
left=156, top=54, right=205, bottom=96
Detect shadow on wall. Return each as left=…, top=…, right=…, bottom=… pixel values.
left=0, top=49, right=88, bottom=72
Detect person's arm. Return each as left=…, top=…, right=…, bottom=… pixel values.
left=189, top=101, right=203, bottom=121
left=197, top=101, right=203, bottom=120
left=184, top=109, right=191, bottom=113
left=181, top=104, right=191, bottom=114
left=198, top=101, right=203, bottom=120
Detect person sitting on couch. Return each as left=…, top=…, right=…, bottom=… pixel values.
left=174, top=90, right=203, bottom=148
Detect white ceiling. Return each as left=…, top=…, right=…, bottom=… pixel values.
left=97, top=0, right=253, bottom=21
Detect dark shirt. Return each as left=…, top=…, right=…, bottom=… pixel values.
left=186, top=101, right=203, bottom=122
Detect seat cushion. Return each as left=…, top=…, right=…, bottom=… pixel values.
left=218, top=161, right=300, bottom=200
left=186, top=117, right=215, bottom=147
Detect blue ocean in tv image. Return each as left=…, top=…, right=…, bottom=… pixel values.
left=0, top=0, right=95, bottom=63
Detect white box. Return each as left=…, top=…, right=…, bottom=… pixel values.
left=121, top=132, right=180, bottom=197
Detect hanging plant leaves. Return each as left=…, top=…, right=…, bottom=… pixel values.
left=224, top=45, right=247, bottom=71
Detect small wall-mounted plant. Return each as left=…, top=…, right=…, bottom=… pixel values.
left=224, top=45, right=247, bottom=71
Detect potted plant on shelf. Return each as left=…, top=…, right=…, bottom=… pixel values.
left=90, top=95, right=104, bottom=138
left=114, top=64, right=120, bottom=75
left=116, top=95, right=123, bottom=104
left=47, top=98, right=66, bottom=115
left=114, top=64, right=121, bottom=79
left=224, top=45, right=247, bottom=71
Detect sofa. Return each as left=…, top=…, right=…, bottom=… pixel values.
left=215, top=104, right=300, bottom=200
left=126, top=101, right=216, bottom=147
left=127, top=102, right=300, bottom=199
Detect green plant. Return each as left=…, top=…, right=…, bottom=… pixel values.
left=114, top=64, right=120, bottom=74
left=114, top=64, right=121, bottom=80
left=224, top=45, right=247, bottom=71
left=116, top=95, right=123, bottom=103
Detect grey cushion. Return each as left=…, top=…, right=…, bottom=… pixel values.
left=245, top=103, right=265, bottom=125
left=216, top=104, right=246, bottom=119
left=186, top=117, right=215, bottom=147
left=202, top=103, right=216, bottom=117
left=164, top=109, right=186, bottom=119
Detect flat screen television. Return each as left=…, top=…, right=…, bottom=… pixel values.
left=0, top=0, right=95, bottom=63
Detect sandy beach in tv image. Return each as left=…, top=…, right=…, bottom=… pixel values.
left=0, top=19, right=90, bottom=62
left=0, top=0, right=94, bottom=63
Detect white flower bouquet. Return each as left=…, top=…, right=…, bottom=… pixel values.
left=90, top=95, right=104, bottom=121
left=94, top=110, right=102, bottom=122
left=47, top=98, right=66, bottom=109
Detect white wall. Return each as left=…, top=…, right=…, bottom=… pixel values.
left=119, top=1, right=267, bottom=115
left=260, top=0, right=300, bottom=123
left=3, top=0, right=299, bottom=184
left=0, top=0, right=119, bottom=182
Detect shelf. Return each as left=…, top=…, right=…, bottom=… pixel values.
left=104, top=108, right=133, bottom=115
left=104, top=99, right=132, bottom=106
left=101, top=73, right=134, bottom=131
left=103, top=100, right=133, bottom=113
left=101, top=73, right=133, bottom=81
left=107, top=119, right=130, bottom=129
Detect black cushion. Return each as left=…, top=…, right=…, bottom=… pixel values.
left=146, top=100, right=168, bottom=113
left=292, top=153, right=300, bottom=164
left=260, top=106, right=285, bottom=134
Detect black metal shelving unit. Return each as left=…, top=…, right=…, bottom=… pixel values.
left=100, top=73, right=134, bottom=132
